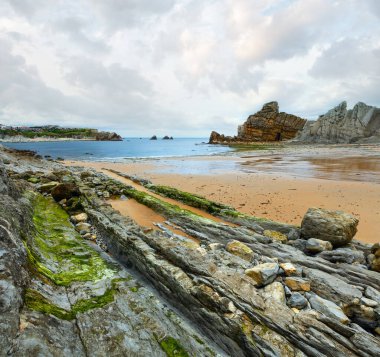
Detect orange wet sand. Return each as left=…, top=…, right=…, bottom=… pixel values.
left=66, top=159, right=380, bottom=244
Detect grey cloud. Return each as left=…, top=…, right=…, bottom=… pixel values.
left=51, top=17, right=109, bottom=54
left=89, top=0, right=176, bottom=30
left=4, top=0, right=49, bottom=17
left=309, top=39, right=380, bottom=79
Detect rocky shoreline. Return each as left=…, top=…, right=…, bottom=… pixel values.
left=1, top=145, right=379, bottom=356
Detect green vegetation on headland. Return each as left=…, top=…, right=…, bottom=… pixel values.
left=0, top=126, right=122, bottom=141
left=0, top=127, right=96, bottom=139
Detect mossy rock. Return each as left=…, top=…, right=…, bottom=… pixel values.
left=27, top=177, right=40, bottom=184
left=158, top=336, right=190, bottom=357
left=263, top=230, right=288, bottom=243
left=26, top=193, right=117, bottom=286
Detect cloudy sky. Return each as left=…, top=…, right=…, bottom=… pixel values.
left=0, top=0, right=379, bottom=137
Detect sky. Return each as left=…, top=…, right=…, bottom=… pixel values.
left=0, top=0, right=379, bottom=137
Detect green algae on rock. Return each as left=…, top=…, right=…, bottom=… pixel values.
left=157, top=336, right=190, bottom=357
left=146, top=184, right=232, bottom=214
left=27, top=193, right=117, bottom=286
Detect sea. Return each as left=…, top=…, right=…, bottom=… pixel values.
left=1, top=138, right=232, bottom=161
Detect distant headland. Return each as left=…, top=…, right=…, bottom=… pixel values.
left=0, top=124, right=123, bottom=142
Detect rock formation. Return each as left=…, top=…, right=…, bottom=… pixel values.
left=296, top=101, right=380, bottom=143
left=95, top=131, right=122, bottom=141
left=209, top=101, right=307, bottom=144
left=150, top=135, right=157, bottom=140
left=1, top=146, right=380, bottom=356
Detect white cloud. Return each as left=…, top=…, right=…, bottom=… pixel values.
left=0, top=0, right=379, bottom=136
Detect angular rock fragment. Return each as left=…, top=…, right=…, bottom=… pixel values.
left=245, top=262, right=279, bottom=286
left=288, top=293, right=308, bottom=309
left=284, top=277, right=311, bottom=292
left=308, top=294, right=350, bottom=324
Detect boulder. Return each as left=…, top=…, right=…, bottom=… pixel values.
left=150, top=135, right=157, bottom=140
left=305, top=238, right=333, bottom=254
left=225, top=240, right=253, bottom=262
left=51, top=183, right=80, bottom=202
left=301, top=207, right=358, bottom=247
left=245, top=263, right=279, bottom=286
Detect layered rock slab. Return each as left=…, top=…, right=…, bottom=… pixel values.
left=296, top=101, right=380, bottom=143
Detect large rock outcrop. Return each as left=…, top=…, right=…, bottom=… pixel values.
left=209, top=101, right=307, bottom=143
left=95, top=131, right=122, bottom=141
left=296, top=101, right=380, bottom=143
left=1, top=146, right=380, bottom=356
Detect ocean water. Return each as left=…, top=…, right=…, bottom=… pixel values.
left=2, top=138, right=232, bottom=161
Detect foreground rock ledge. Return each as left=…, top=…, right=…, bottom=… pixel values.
left=0, top=146, right=379, bottom=357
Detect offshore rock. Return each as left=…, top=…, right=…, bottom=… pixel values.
left=301, top=207, right=358, bottom=247
left=95, top=131, right=122, bottom=141
left=209, top=101, right=306, bottom=143
left=295, top=101, right=380, bottom=143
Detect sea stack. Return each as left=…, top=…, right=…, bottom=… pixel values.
left=209, top=101, right=306, bottom=143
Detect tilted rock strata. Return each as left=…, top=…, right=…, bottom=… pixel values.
left=296, top=101, right=380, bottom=143
left=209, top=101, right=307, bottom=143
left=1, top=147, right=380, bottom=356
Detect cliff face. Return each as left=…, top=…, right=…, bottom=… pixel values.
left=296, top=101, right=380, bottom=143
left=238, top=102, right=307, bottom=141
left=209, top=101, right=306, bottom=144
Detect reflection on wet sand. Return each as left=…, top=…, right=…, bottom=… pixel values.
left=240, top=156, right=380, bottom=183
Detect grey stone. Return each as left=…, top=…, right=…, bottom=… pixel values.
left=301, top=207, right=358, bottom=247
left=295, top=101, right=380, bottom=144
left=305, top=238, right=333, bottom=254
left=288, top=293, right=307, bottom=309
left=309, top=294, right=350, bottom=324
left=245, top=263, right=279, bottom=286
left=318, top=248, right=365, bottom=264
left=365, top=286, right=380, bottom=304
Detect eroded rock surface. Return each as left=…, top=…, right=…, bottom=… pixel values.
left=296, top=101, right=380, bottom=143
left=209, top=101, right=306, bottom=143
left=0, top=146, right=380, bottom=356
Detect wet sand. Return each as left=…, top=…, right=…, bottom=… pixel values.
left=66, top=147, right=380, bottom=244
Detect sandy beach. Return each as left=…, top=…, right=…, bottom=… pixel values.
left=65, top=147, right=380, bottom=244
